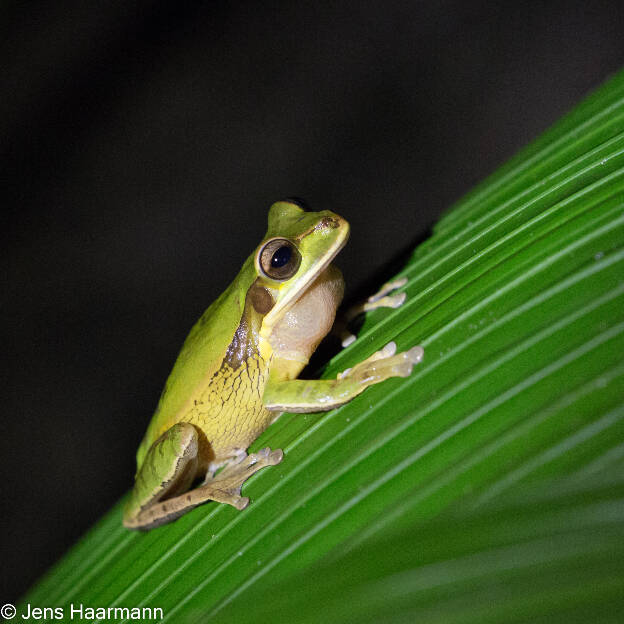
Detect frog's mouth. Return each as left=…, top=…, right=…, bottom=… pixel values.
left=260, top=222, right=349, bottom=336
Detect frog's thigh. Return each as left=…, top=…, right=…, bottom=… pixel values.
left=123, top=422, right=200, bottom=530
left=134, top=447, right=282, bottom=530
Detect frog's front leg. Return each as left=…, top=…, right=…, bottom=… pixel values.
left=123, top=423, right=282, bottom=530
left=336, top=277, right=408, bottom=347
left=264, top=341, right=423, bottom=413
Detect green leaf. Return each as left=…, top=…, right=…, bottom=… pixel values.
left=22, top=69, right=624, bottom=623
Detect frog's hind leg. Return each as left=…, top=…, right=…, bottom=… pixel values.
left=123, top=422, right=201, bottom=530
left=336, top=277, right=408, bottom=347
left=137, top=446, right=283, bottom=526
left=124, top=429, right=283, bottom=530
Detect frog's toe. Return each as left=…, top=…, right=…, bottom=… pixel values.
left=235, top=496, right=250, bottom=510
left=373, top=292, right=406, bottom=308
left=407, top=345, right=424, bottom=364
left=341, top=332, right=357, bottom=348
left=381, top=341, right=397, bottom=357
left=367, top=277, right=408, bottom=303
left=392, top=345, right=425, bottom=377
left=269, top=448, right=284, bottom=465
left=337, top=367, right=352, bottom=380
left=254, top=447, right=283, bottom=466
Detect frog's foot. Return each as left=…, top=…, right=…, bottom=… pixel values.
left=203, top=447, right=284, bottom=510
left=124, top=435, right=282, bottom=530
left=338, top=277, right=408, bottom=347
left=337, top=341, right=424, bottom=384
left=366, top=277, right=408, bottom=304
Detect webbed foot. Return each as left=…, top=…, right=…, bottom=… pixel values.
left=339, top=277, right=409, bottom=347
left=338, top=341, right=424, bottom=382
left=205, top=447, right=284, bottom=510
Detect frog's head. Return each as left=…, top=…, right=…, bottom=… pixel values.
left=251, top=199, right=349, bottom=333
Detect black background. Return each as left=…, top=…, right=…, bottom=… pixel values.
left=3, top=0, right=623, bottom=601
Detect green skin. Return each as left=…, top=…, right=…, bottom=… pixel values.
left=123, top=201, right=423, bottom=530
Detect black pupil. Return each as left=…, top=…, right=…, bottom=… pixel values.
left=271, top=245, right=292, bottom=268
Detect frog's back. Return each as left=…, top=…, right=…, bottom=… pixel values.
left=136, top=272, right=252, bottom=467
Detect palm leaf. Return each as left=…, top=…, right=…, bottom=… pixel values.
left=21, top=68, right=624, bottom=623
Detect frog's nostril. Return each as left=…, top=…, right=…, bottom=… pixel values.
left=317, top=216, right=340, bottom=230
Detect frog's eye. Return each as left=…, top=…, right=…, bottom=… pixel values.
left=258, top=238, right=301, bottom=280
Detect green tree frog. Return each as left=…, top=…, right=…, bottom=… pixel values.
left=123, top=200, right=423, bottom=530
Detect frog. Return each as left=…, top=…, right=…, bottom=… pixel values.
left=123, top=200, right=424, bottom=530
